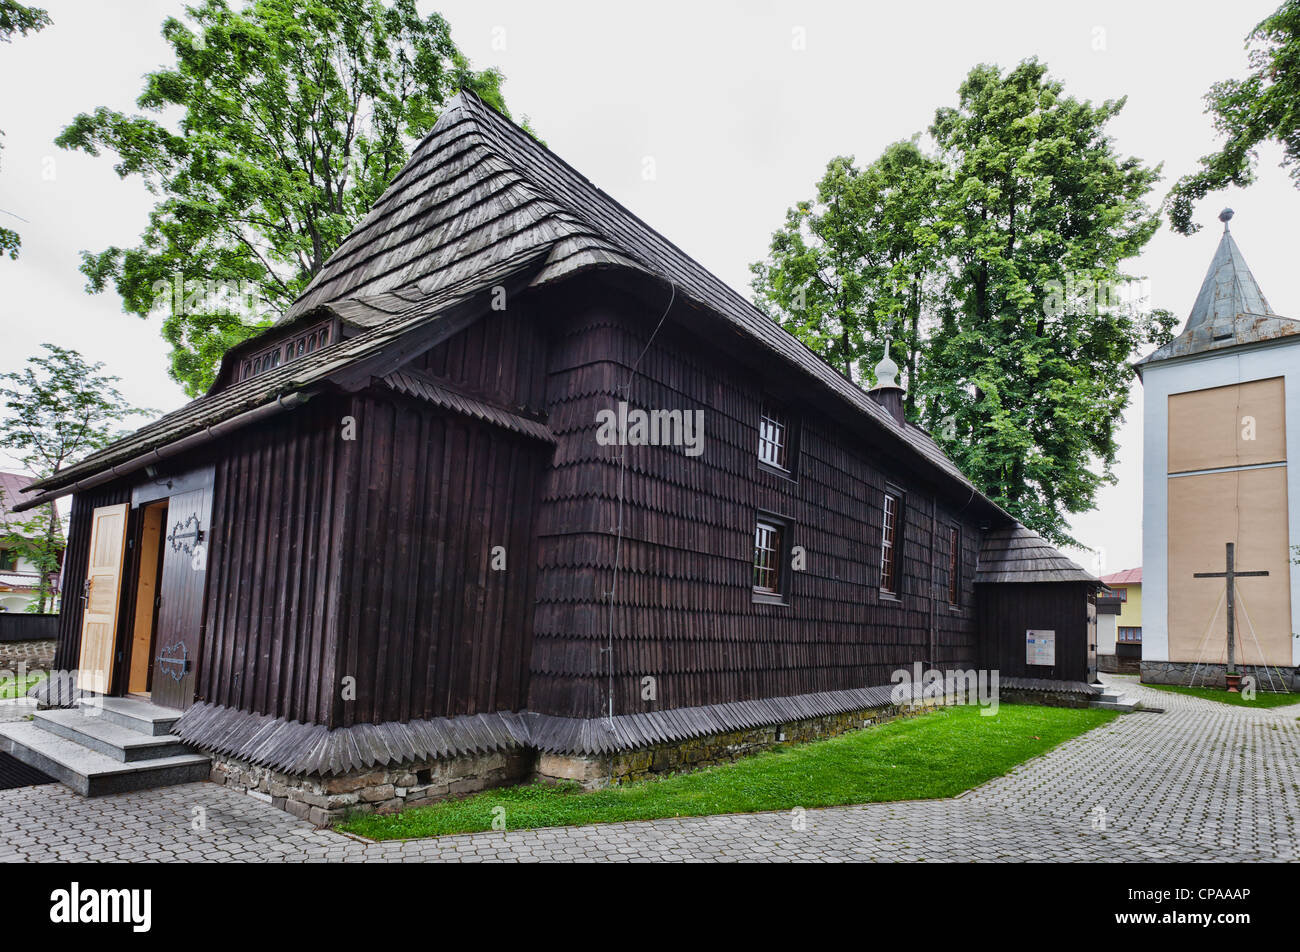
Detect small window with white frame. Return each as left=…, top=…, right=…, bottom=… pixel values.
left=757, top=402, right=791, bottom=471
left=752, top=516, right=791, bottom=601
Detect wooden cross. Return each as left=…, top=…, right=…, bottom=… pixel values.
left=1193, top=542, right=1269, bottom=673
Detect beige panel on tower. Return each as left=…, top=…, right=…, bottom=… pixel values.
left=1167, top=467, right=1292, bottom=666
left=1168, top=377, right=1286, bottom=473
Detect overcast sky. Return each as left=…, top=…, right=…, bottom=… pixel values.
left=2, top=0, right=1298, bottom=572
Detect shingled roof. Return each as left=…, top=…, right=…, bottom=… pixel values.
left=975, top=524, right=1097, bottom=584
left=286, top=92, right=1000, bottom=508
left=1136, top=211, right=1300, bottom=373
left=14, top=247, right=548, bottom=509
left=19, top=92, right=1005, bottom=519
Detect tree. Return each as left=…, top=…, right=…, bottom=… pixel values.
left=0, top=0, right=52, bottom=260
left=925, top=61, right=1172, bottom=545
left=0, top=345, right=151, bottom=611
left=1167, top=1, right=1300, bottom=234
left=0, top=498, right=63, bottom=613
left=752, top=60, right=1175, bottom=545
left=56, top=0, right=519, bottom=395
left=750, top=140, right=945, bottom=402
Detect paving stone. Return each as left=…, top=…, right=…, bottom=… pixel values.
left=1, top=676, right=1297, bottom=862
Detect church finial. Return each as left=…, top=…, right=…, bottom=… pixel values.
left=874, top=336, right=900, bottom=389
left=1219, top=207, right=1234, bottom=230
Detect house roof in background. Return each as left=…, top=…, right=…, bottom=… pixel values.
left=975, top=524, right=1098, bottom=584
left=1137, top=213, right=1300, bottom=371
left=0, top=471, right=59, bottom=526
left=1099, top=567, right=1142, bottom=586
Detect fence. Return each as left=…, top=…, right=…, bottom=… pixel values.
left=0, top=613, right=58, bottom=643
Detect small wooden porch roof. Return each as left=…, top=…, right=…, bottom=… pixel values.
left=975, top=524, right=1097, bottom=584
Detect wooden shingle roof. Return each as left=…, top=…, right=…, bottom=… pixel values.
left=975, top=524, right=1097, bottom=584
left=15, top=247, right=547, bottom=508
left=20, top=92, right=1006, bottom=520
left=286, top=91, right=1002, bottom=513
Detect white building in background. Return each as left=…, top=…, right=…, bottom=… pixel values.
left=1137, top=210, right=1300, bottom=689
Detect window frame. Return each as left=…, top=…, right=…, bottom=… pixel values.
left=238, top=320, right=334, bottom=383
left=879, top=488, right=904, bottom=600
left=756, top=399, right=799, bottom=478
left=947, top=524, right=961, bottom=607
left=752, top=513, right=791, bottom=605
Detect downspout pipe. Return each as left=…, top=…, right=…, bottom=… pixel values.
left=13, top=390, right=317, bottom=512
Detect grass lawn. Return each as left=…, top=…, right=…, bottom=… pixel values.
left=1140, top=681, right=1298, bottom=709
left=0, top=670, right=46, bottom=700
left=340, top=702, right=1117, bottom=841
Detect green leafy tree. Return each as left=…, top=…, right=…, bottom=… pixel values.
left=753, top=60, right=1175, bottom=545
left=1167, top=1, right=1300, bottom=234
left=925, top=61, right=1173, bottom=545
left=0, top=0, right=52, bottom=260
left=751, top=141, right=945, bottom=403
left=56, top=0, right=518, bottom=395
left=0, top=345, right=151, bottom=611
left=0, top=499, right=63, bottom=613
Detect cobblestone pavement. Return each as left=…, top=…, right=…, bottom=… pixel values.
left=2, top=676, right=1298, bottom=862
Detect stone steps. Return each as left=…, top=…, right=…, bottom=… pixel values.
left=1090, top=690, right=1139, bottom=713
left=32, top=708, right=191, bottom=762
left=0, top=696, right=208, bottom=796
left=79, top=696, right=181, bottom=736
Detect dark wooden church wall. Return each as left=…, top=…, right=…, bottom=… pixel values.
left=200, top=395, right=352, bottom=725
left=52, top=482, right=134, bottom=673
left=976, top=581, right=1091, bottom=682
left=329, top=388, right=546, bottom=728
left=528, top=285, right=983, bottom=719
left=930, top=501, right=982, bottom=670
left=410, top=301, right=549, bottom=414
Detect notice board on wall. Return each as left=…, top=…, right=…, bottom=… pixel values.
left=1026, top=629, right=1056, bottom=666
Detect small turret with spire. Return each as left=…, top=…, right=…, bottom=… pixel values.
left=868, top=336, right=906, bottom=424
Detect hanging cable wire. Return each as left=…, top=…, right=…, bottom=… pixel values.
left=604, top=281, right=678, bottom=731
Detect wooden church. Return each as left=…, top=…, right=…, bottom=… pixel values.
left=3, top=93, right=1097, bottom=813
left=1137, top=210, right=1300, bottom=691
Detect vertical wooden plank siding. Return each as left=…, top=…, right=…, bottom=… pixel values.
left=330, top=390, right=547, bottom=727
left=199, top=396, right=349, bottom=725
left=976, top=582, right=1091, bottom=682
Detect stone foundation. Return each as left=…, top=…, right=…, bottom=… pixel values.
left=535, top=701, right=935, bottom=790
left=1141, top=660, right=1299, bottom=691
left=202, top=687, right=1073, bottom=824
left=0, top=640, right=55, bottom=673
left=207, top=700, right=937, bottom=822
left=999, top=686, right=1094, bottom=708
left=208, top=747, right=533, bottom=827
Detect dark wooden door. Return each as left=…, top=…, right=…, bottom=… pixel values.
left=151, top=473, right=214, bottom=710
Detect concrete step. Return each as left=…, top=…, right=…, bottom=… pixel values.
left=33, top=709, right=191, bottom=762
left=76, top=696, right=181, bottom=736
left=0, top=721, right=209, bottom=797
left=1091, top=694, right=1139, bottom=713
